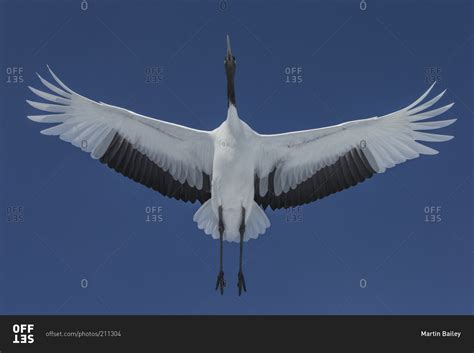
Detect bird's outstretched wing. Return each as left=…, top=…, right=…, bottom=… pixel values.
left=254, top=83, right=455, bottom=209
left=27, top=67, right=214, bottom=203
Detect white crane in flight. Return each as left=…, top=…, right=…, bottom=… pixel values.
left=27, top=36, right=455, bottom=295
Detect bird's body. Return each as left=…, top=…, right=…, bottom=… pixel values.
left=27, top=36, right=456, bottom=295
left=212, top=115, right=254, bottom=238
left=207, top=105, right=269, bottom=242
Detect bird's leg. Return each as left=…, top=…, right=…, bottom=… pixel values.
left=215, top=206, right=226, bottom=295
left=237, top=206, right=247, bottom=295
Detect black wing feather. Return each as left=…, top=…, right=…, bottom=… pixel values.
left=100, top=133, right=211, bottom=204
left=255, top=147, right=376, bottom=210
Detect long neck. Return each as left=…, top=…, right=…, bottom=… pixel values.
left=227, top=74, right=236, bottom=107
left=226, top=104, right=240, bottom=129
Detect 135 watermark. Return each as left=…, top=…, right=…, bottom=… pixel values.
left=6, top=67, right=24, bottom=84
left=424, top=66, right=442, bottom=84
left=145, top=206, right=163, bottom=223
left=145, top=66, right=164, bottom=84
left=284, top=66, right=303, bottom=84
left=284, top=206, right=304, bottom=222
left=424, top=206, right=442, bottom=223
left=7, top=206, right=24, bottom=223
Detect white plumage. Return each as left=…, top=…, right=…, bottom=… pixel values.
left=27, top=67, right=455, bottom=243
left=256, top=83, right=455, bottom=196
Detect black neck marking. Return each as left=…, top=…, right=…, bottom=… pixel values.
left=227, top=74, right=236, bottom=107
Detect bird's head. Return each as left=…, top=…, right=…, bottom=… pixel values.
left=224, top=35, right=236, bottom=78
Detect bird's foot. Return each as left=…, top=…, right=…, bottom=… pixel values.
left=215, top=270, right=226, bottom=295
left=237, top=270, right=247, bottom=296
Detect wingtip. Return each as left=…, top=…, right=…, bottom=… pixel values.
left=45, top=65, right=73, bottom=94
left=424, top=81, right=437, bottom=96
left=35, top=72, right=45, bottom=82
left=27, top=115, right=40, bottom=122
left=46, top=64, right=54, bottom=76
left=405, top=81, right=439, bottom=111
left=446, top=118, right=457, bottom=129
left=27, top=85, right=42, bottom=96
left=426, top=81, right=436, bottom=95
left=446, top=118, right=457, bottom=128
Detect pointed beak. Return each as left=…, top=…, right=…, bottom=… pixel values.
left=226, top=35, right=232, bottom=59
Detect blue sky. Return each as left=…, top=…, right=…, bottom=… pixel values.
left=0, top=0, right=472, bottom=314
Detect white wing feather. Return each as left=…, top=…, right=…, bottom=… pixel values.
left=27, top=66, right=214, bottom=189
left=256, top=82, right=455, bottom=196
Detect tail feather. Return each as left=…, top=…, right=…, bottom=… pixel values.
left=193, top=200, right=270, bottom=242
left=246, top=202, right=270, bottom=241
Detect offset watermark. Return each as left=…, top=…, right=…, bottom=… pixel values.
left=424, top=205, right=442, bottom=223
left=13, top=324, right=34, bottom=344
left=284, top=206, right=303, bottom=222
left=46, top=329, right=122, bottom=338
left=424, top=66, right=442, bottom=84
left=145, top=206, right=163, bottom=223
left=284, top=66, right=303, bottom=84
left=7, top=206, right=24, bottom=223
left=6, top=67, right=24, bottom=84
left=144, top=66, right=164, bottom=84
